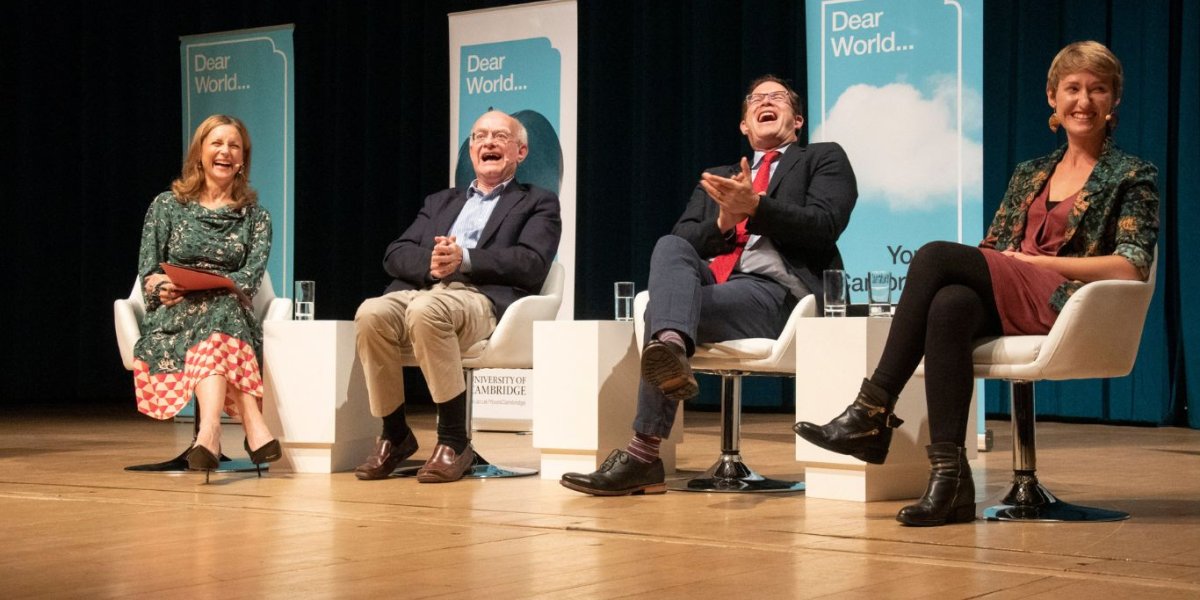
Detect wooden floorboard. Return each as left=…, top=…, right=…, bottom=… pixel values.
left=1, top=406, right=1198, bottom=599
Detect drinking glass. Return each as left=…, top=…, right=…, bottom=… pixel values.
left=614, top=282, right=635, bottom=321
left=868, top=270, right=893, bottom=317
left=294, top=280, right=315, bottom=321
left=823, top=270, right=848, bottom=317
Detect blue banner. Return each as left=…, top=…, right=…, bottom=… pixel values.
left=454, top=37, right=564, bottom=195
left=807, top=0, right=983, bottom=299
left=450, top=1, right=578, bottom=324
left=180, top=25, right=296, bottom=300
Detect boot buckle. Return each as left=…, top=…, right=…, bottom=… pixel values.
left=855, top=398, right=886, bottom=417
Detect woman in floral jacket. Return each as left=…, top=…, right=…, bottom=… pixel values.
left=795, top=41, right=1158, bottom=525
left=133, top=114, right=280, bottom=478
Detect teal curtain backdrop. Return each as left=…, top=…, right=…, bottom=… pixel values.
left=980, top=0, right=1198, bottom=427
left=2, top=0, right=1195, bottom=428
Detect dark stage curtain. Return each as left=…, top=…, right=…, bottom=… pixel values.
left=4, top=1, right=1195, bottom=428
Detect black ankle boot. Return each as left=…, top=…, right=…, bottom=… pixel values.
left=793, top=378, right=903, bottom=464
left=896, top=442, right=975, bottom=526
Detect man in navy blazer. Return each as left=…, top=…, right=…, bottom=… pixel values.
left=355, top=110, right=561, bottom=483
left=562, top=75, right=857, bottom=496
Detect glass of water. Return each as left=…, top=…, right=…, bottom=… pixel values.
left=823, top=270, right=848, bottom=317
left=868, top=270, right=893, bottom=317
left=294, top=280, right=315, bottom=320
left=614, top=281, right=635, bottom=321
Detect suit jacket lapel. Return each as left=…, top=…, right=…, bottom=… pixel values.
left=1008, top=150, right=1063, bottom=248
left=767, top=145, right=803, bottom=196
left=477, top=182, right=526, bottom=247
left=433, top=190, right=469, bottom=238
left=1061, top=143, right=1116, bottom=246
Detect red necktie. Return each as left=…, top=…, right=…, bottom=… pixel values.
left=709, top=150, right=779, bottom=283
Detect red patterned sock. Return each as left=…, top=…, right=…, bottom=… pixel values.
left=625, top=432, right=662, bottom=464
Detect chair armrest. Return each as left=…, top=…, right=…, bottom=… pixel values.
left=114, top=279, right=146, bottom=371
left=633, top=291, right=813, bottom=363
left=633, top=291, right=651, bottom=353
left=468, top=291, right=563, bottom=368
left=1036, top=277, right=1155, bottom=380
left=263, top=298, right=293, bottom=322
left=114, top=298, right=142, bottom=371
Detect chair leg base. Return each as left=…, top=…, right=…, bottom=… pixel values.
left=983, top=476, right=1128, bottom=522
left=394, top=452, right=537, bottom=479
left=983, top=499, right=1129, bottom=522
left=215, top=459, right=266, bottom=474
left=125, top=448, right=263, bottom=474
left=464, top=452, right=538, bottom=478
left=670, top=453, right=804, bottom=493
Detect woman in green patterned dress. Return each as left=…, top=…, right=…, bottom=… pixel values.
left=133, top=114, right=280, bottom=476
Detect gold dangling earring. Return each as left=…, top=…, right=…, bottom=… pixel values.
left=1048, top=112, right=1061, bottom=133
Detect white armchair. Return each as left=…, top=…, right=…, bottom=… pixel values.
left=114, top=271, right=292, bottom=472
left=634, top=291, right=817, bottom=492
left=460, top=261, right=566, bottom=370
left=115, top=272, right=291, bottom=370
left=974, top=256, right=1157, bottom=521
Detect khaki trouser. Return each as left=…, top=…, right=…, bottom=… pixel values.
left=354, top=282, right=496, bottom=417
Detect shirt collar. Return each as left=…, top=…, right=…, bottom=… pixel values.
left=468, top=177, right=513, bottom=200
left=752, top=144, right=791, bottom=169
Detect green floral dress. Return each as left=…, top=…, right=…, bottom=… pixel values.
left=132, top=192, right=272, bottom=420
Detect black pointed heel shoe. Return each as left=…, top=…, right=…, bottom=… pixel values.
left=186, top=444, right=220, bottom=484
left=244, top=438, right=282, bottom=477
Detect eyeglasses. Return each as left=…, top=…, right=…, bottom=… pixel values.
left=470, top=129, right=516, bottom=144
left=745, top=91, right=791, bottom=106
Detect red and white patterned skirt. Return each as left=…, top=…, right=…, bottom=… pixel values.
left=132, top=332, right=264, bottom=420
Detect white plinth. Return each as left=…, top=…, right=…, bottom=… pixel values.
left=795, top=317, right=976, bottom=502
left=532, top=320, right=683, bottom=480
left=263, top=320, right=378, bottom=473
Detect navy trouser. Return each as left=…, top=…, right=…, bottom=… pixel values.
left=633, top=235, right=794, bottom=438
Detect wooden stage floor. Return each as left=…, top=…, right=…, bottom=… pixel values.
left=2, top=406, right=1198, bottom=599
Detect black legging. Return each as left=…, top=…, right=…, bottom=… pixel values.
left=870, top=241, right=1003, bottom=446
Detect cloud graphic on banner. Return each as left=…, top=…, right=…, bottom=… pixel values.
left=814, top=80, right=982, bottom=211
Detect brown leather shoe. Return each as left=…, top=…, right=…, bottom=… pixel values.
left=642, top=339, right=698, bottom=402
left=354, top=433, right=419, bottom=480
left=416, top=443, right=476, bottom=483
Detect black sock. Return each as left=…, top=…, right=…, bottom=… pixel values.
left=381, top=406, right=411, bottom=443
left=436, top=392, right=469, bottom=454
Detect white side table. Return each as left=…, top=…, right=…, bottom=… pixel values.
left=532, top=320, right=683, bottom=480
left=795, top=317, right=976, bottom=501
left=262, top=320, right=378, bottom=473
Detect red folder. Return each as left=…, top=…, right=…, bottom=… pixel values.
left=160, top=263, right=250, bottom=305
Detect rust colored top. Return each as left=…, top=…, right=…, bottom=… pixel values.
left=982, top=185, right=1074, bottom=335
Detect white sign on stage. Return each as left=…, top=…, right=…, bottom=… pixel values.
left=471, top=368, right=532, bottom=432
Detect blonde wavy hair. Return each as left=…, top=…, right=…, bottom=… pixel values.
left=171, top=114, right=257, bottom=208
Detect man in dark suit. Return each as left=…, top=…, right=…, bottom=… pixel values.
left=354, top=110, right=561, bottom=483
left=561, top=75, right=857, bottom=496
